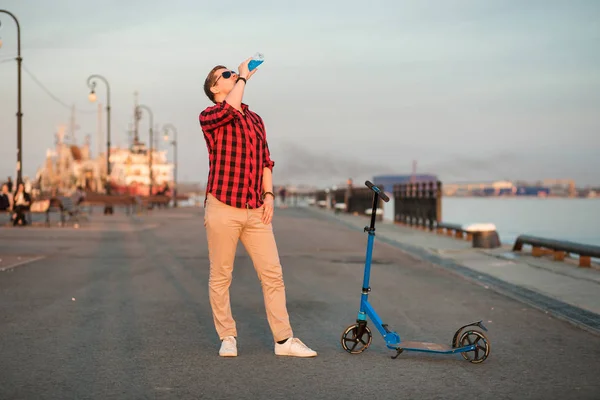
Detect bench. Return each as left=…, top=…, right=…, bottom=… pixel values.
left=0, top=192, right=87, bottom=227
left=80, top=194, right=138, bottom=215
left=0, top=209, right=12, bottom=225
left=58, top=196, right=83, bottom=227
left=138, top=195, right=171, bottom=210
left=42, top=197, right=64, bottom=225
left=0, top=198, right=66, bottom=227
left=34, top=196, right=83, bottom=227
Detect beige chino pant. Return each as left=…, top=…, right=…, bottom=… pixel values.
left=204, top=193, right=294, bottom=342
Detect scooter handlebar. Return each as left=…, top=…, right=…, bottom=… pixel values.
left=365, top=180, right=389, bottom=202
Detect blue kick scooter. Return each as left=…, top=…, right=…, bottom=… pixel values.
left=340, top=181, right=491, bottom=363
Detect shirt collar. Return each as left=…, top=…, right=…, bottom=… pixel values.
left=216, top=101, right=249, bottom=111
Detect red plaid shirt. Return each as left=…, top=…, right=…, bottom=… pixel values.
left=199, top=101, right=275, bottom=209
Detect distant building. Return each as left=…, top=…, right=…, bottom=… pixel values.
left=443, top=180, right=514, bottom=197
left=443, top=180, right=555, bottom=197
left=372, top=174, right=438, bottom=194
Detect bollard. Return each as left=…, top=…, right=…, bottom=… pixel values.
left=464, top=223, right=501, bottom=249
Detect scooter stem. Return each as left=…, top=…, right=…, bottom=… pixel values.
left=360, top=192, right=379, bottom=298
left=368, top=192, right=379, bottom=232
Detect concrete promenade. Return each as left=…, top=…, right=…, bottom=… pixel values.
left=308, top=206, right=600, bottom=335
left=1, top=206, right=600, bottom=399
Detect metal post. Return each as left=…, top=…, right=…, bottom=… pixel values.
left=0, top=10, right=23, bottom=184
left=150, top=124, right=153, bottom=196
left=174, top=134, right=178, bottom=207
left=162, top=124, right=178, bottom=208
left=86, top=74, right=112, bottom=214
left=137, top=105, right=154, bottom=195
left=436, top=180, right=443, bottom=223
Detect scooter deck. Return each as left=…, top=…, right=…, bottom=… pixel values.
left=398, top=341, right=453, bottom=353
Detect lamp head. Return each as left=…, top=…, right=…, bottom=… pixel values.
left=88, top=90, right=97, bottom=103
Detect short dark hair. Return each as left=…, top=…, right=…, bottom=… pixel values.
left=204, top=65, right=227, bottom=103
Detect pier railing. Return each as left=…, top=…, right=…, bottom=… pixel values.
left=512, top=235, right=600, bottom=268
left=347, top=187, right=383, bottom=216
left=331, top=189, right=346, bottom=210
left=314, top=190, right=327, bottom=207
left=310, top=186, right=383, bottom=217
left=393, top=181, right=442, bottom=230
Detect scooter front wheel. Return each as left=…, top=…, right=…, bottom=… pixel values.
left=341, top=323, right=372, bottom=354
left=459, top=329, right=490, bottom=363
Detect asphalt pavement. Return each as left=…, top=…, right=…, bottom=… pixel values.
left=1, top=207, right=599, bottom=399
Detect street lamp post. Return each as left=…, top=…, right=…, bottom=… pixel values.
left=0, top=10, right=24, bottom=185
left=86, top=74, right=113, bottom=214
left=136, top=105, right=154, bottom=195
left=86, top=75, right=111, bottom=189
left=162, top=124, right=178, bottom=207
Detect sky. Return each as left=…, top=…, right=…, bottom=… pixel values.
left=1, top=0, right=599, bottom=188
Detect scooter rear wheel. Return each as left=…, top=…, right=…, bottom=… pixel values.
left=459, top=329, right=490, bottom=363
left=341, top=323, right=372, bottom=354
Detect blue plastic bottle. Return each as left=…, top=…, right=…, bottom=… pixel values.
left=248, top=52, right=264, bottom=71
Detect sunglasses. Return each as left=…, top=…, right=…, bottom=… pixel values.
left=213, top=70, right=237, bottom=86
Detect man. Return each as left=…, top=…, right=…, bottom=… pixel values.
left=278, top=186, right=287, bottom=208
left=0, top=183, right=12, bottom=211
left=199, top=58, right=317, bottom=358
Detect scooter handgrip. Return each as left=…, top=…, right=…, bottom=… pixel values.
left=365, top=180, right=389, bottom=202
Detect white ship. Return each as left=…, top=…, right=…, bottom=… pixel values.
left=110, top=139, right=173, bottom=196
left=36, top=93, right=174, bottom=196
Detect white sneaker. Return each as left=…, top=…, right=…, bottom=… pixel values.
left=274, top=337, right=317, bottom=357
left=219, top=336, right=237, bottom=357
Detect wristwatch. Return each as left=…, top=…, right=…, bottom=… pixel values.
left=236, top=77, right=247, bottom=84
left=262, top=191, right=275, bottom=200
